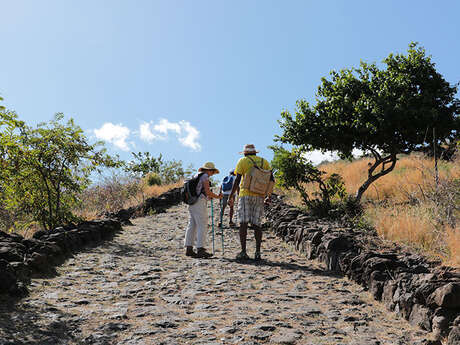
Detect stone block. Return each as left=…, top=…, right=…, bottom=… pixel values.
left=409, top=303, right=432, bottom=331
left=428, top=283, right=460, bottom=309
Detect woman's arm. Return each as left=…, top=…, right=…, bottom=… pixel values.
left=203, top=179, right=222, bottom=199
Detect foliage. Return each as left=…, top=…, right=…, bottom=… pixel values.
left=124, top=151, right=193, bottom=184
left=78, top=174, right=143, bottom=215
left=0, top=111, right=121, bottom=230
left=76, top=174, right=182, bottom=220
left=123, top=152, right=163, bottom=177
left=270, top=145, right=346, bottom=212
left=277, top=43, right=460, bottom=203
left=146, top=172, right=162, bottom=186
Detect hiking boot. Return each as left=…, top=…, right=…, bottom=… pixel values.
left=196, top=248, right=213, bottom=259
left=236, top=251, right=250, bottom=261
left=185, top=246, right=197, bottom=258
left=254, top=251, right=261, bottom=261
left=218, top=222, right=223, bottom=228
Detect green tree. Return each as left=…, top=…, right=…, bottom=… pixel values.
left=124, top=151, right=193, bottom=184
left=277, top=43, right=460, bottom=203
left=0, top=112, right=120, bottom=230
left=124, top=151, right=163, bottom=178
left=271, top=146, right=346, bottom=209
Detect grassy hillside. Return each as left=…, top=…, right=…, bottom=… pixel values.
left=76, top=177, right=183, bottom=220
left=285, top=153, right=460, bottom=267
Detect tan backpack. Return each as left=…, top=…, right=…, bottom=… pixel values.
left=241, top=156, right=274, bottom=196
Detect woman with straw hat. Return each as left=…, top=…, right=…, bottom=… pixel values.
left=184, top=162, right=223, bottom=258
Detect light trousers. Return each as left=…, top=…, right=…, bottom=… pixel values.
left=184, top=197, right=208, bottom=248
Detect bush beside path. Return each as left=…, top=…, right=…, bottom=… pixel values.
left=0, top=203, right=433, bottom=345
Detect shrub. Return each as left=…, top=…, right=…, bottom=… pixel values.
left=271, top=145, right=347, bottom=213
left=146, top=172, right=162, bottom=186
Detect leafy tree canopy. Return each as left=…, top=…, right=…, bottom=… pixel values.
left=277, top=43, right=459, bottom=202
left=0, top=111, right=121, bottom=230
left=124, top=151, right=193, bottom=184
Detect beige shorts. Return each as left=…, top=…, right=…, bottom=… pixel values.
left=237, top=195, right=264, bottom=226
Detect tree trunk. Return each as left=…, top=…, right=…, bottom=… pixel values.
left=355, top=153, right=397, bottom=204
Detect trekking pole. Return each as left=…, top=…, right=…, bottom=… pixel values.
left=211, top=197, right=215, bottom=254
left=220, top=199, right=224, bottom=256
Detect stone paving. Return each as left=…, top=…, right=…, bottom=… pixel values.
left=0, top=203, right=431, bottom=344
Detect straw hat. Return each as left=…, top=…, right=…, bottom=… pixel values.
left=198, top=162, right=220, bottom=173
left=239, top=144, right=259, bottom=154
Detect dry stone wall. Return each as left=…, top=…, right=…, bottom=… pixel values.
left=0, top=219, right=121, bottom=296
left=265, top=195, right=460, bottom=343
left=0, top=187, right=183, bottom=297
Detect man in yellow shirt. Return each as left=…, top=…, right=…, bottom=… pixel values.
left=228, top=144, right=271, bottom=261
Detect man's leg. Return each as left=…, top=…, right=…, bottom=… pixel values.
left=236, top=196, right=250, bottom=260
left=253, top=225, right=262, bottom=253
left=251, top=196, right=264, bottom=260
left=239, top=222, right=248, bottom=253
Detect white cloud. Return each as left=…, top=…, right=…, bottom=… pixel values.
left=153, top=119, right=181, bottom=135
left=178, top=121, right=201, bottom=151
left=94, top=122, right=131, bottom=151
left=139, top=122, right=162, bottom=142
left=305, top=149, right=364, bottom=165
left=138, top=118, right=201, bottom=151
left=304, top=151, right=339, bottom=165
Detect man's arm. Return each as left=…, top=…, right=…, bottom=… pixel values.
left=227, top=174, right=241, bottom=207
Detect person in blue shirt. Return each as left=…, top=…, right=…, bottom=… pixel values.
left=218, top=170, right=237, bottom=227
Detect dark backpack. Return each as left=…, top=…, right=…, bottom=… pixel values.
left=181, top=172, right=205, bottom=205
left=222, top=175, right=234, bottom=192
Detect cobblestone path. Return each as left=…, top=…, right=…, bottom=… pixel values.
left=0, top=203, right=430, bottom=345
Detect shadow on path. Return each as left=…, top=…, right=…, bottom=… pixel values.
left=0, top=295, right=82, bottom=345
left=222, top=257, right=342, bottom=278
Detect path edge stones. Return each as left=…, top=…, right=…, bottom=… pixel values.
left=0, top=187, right=183, bottom=297
left=265, top=195, right=460, bottom=343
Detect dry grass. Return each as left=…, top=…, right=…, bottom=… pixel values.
left=285, top=153, right=460, bottom=267
left=76, top=176, right=182, bottom=220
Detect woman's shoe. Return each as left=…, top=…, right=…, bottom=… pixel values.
left=185, top=246, right=197, bottom=257
left=254, top=251, right=261, bottom=261
left=196, top=248, right=213, bottom=259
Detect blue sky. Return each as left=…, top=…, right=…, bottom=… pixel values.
left=1, top=0, right=459, bottom=181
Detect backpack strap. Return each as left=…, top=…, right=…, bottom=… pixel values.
left=247, top=156, right=267, bottom=170
left=199, top=172, right=207, bottom=195
left=246, top=155, right=260, bottom=169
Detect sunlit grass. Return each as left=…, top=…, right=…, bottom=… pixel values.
left=285, top=153, right=460, bottom=267
left=76, top=177, right=182, bottom=220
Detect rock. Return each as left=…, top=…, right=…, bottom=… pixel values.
left=256, top=324, right=276, bottom=331
left=271, top=332, right=301, bottom=344
left=431, top=315, right=449, bottom=340
left=154, top=319, right=178, bottom=328
left=447, top=326, right=460, bottom=345
left=0, top=245, right=24, bottom=262
left=382, top=280, right=398, bottom=310
left=0, top=259, right=17, bottom=293
left=26, top=252, right=49, bottom=271
left=428, top=283, right=460, bottom=309
left=9, top=261, right=31, bottom=285
left=409, top=304, right=432, bottom=331
left=454, top=315, right=460, bottom=326
left=247, top=330, right=270, bottom=340
left=369, top=270, right=386, bottom=301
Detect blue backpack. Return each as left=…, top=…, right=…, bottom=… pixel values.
left=222, top=175, right=234, bottom=192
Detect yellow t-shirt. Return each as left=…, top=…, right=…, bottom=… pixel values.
left=234, top=155, right=271, bottom=197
